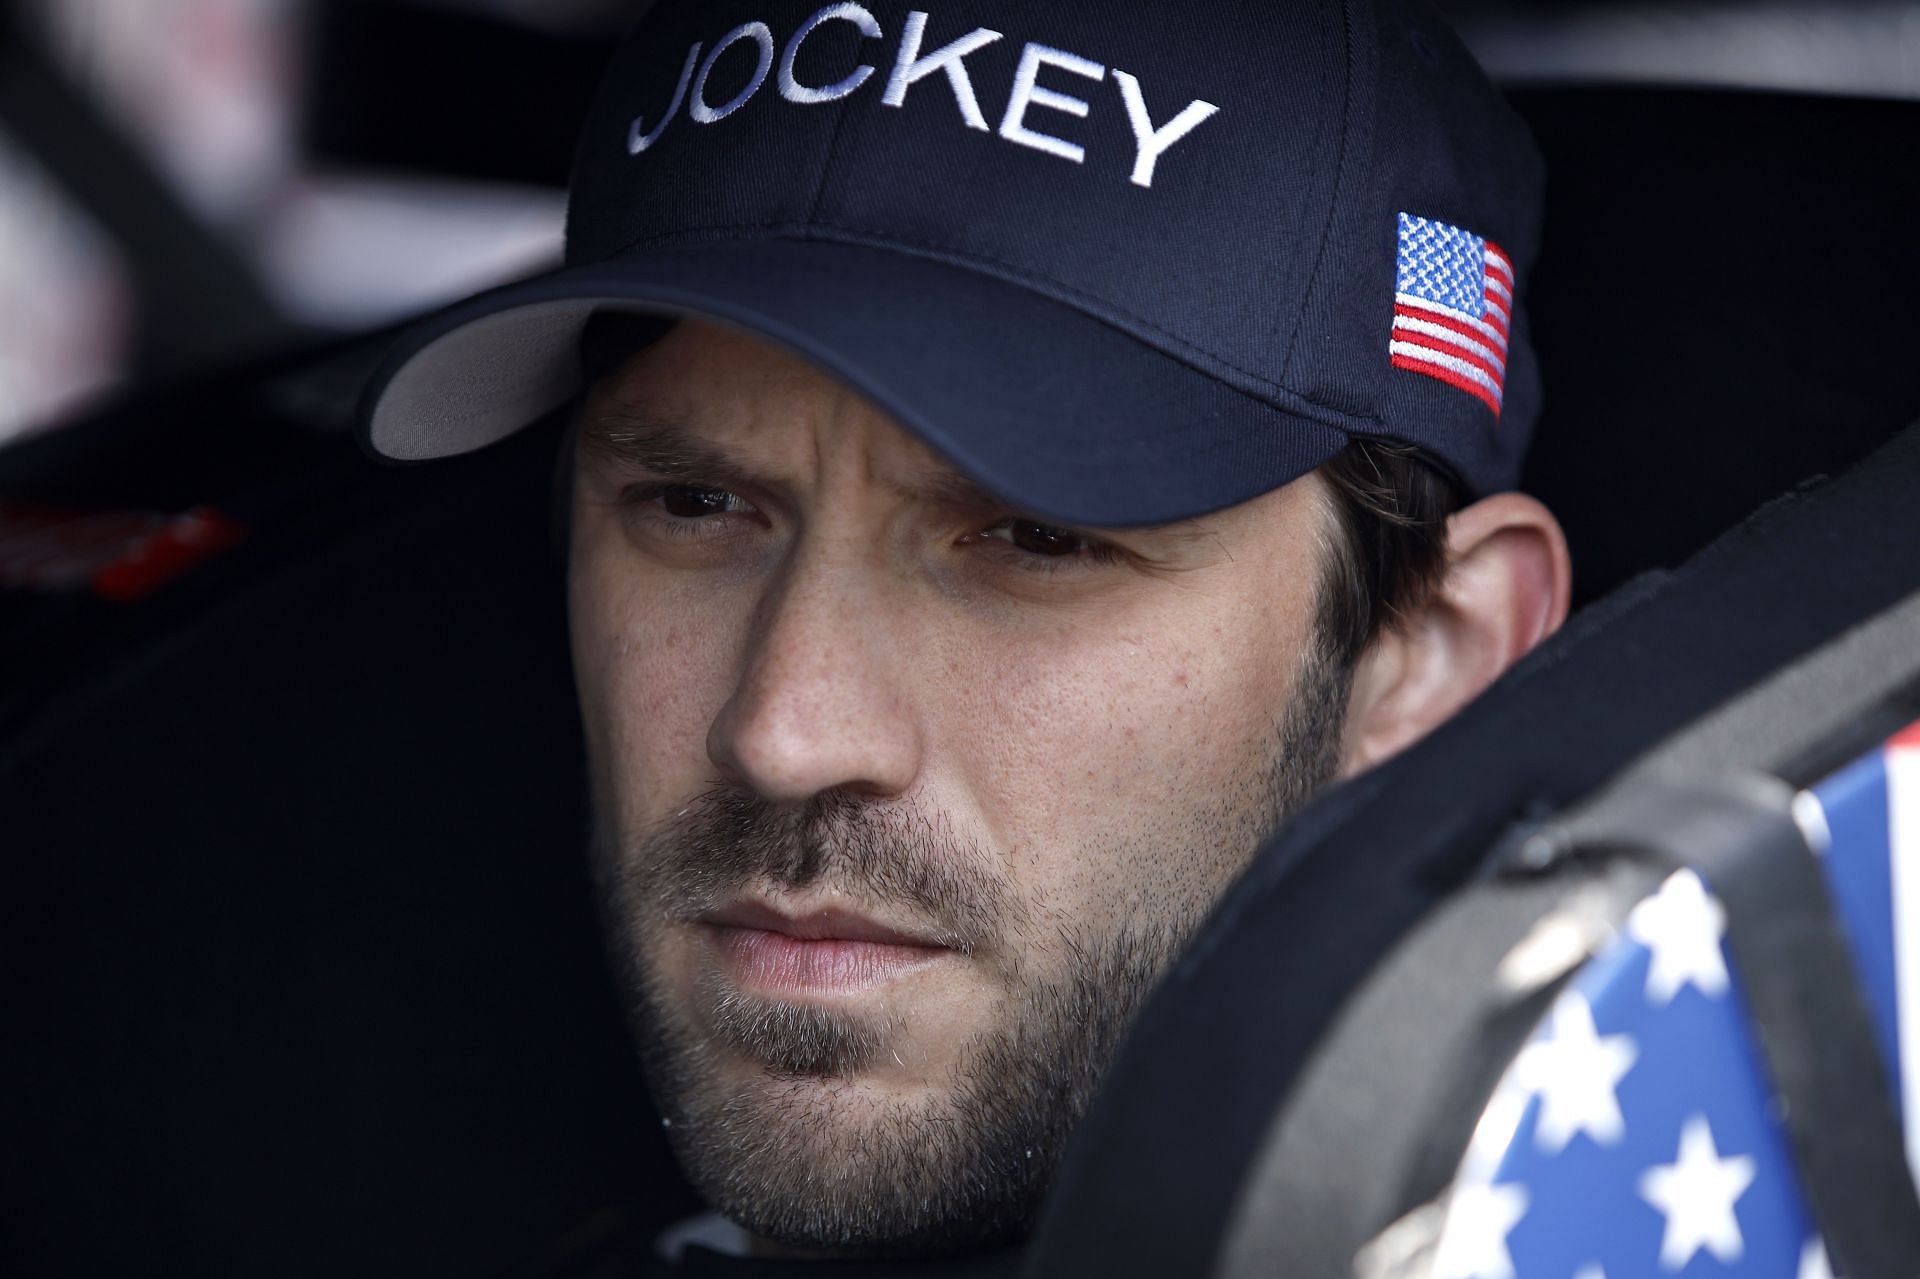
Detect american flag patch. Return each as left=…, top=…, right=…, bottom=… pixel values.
left=1391, top=212, right=1514, bottom=417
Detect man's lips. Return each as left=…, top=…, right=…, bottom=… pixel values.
left=700, top=900, right=955, bottom=994
left=703, top=900, right=948, bottom=946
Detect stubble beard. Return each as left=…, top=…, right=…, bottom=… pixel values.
left=591, top=642, right=1353, bottom=1258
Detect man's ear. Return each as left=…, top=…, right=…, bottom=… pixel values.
left=1342, top=493, right=1571, bottom=772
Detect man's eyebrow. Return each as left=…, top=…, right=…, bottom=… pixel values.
left=576, top=410, right=742, bottom=480
left=581, top=414, right=1012, bottom=517
left=906, top=466, right=1221, bottom=548
left=897, top=467, right=1009, bottom=514
left=579, top=408, right=1220, bottom=546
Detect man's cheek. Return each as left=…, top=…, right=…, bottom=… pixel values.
left=950, top=632, right=1235, bottom=862
left=577, top=570, right=748, bottom=821
left=999, top=637, right=1232, bottom=780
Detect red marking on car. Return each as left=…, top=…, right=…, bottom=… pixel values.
left=0, top=503, right=246, bottom=601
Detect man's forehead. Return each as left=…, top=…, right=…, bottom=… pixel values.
left=581, top=321, right=1020, bottom=512
left=581, top=404, right=987, bottom=505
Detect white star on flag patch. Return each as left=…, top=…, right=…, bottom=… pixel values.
left=1390, top=212, right=1514, bottom=416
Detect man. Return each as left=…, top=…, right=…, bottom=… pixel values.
left=360, top=0, right=1569, bottom=1267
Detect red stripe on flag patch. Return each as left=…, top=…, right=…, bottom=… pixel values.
left=1485, top=242, right=1514, bottom=281
left=1392, top=321, right=1506, bottom=385
left=1395, top=304, right=1509, bottom=354
left=1392, top=352, right=1503, bottom=415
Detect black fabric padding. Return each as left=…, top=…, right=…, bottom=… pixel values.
left=1222, top=586, right=1920, bottom=1276
left=1607, top=594, right=1920, bottom=792
left=1562, top=777, right=1920, bottom=1279
left=1026, top=422, right=1920, bottom=1279
left=1213, top=856, right=1660, bottom=1279
left=0, top=350, right=701, bottom=1276
left=1515, top=90, right=1920, bottom=608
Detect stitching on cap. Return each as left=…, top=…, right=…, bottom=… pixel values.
left=1279, top=0, right=1359, bottom=386
left=805, top=87, right=858, bottom=224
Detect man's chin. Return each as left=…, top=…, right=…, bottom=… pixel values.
left=698, top=988, right=900, bottom=1080
left=660, top=1070, right=1036, bottom=1260
left=706, top=1052, right=950, bottom=1130
left=625, top=921, right=1192, bottom=1258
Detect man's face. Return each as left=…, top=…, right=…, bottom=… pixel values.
left=570, top=320, right=1352, bottom=1256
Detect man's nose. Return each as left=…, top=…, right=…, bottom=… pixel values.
left=705, top=559, right=923, bottom=804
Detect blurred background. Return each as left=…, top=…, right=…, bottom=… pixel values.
left=6, top=0, right=1920, bottom=443
left=0, top=0, right=620, bottom=442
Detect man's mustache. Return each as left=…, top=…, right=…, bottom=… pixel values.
left=626, top=787, right=1019, bottom=952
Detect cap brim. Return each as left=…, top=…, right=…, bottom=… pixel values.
left=359, top=237, right=1347, bottom=527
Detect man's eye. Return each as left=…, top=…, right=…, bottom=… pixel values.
left=616, top=483, right=763, bottom=545
left=979, top=518, right=1116, bottom=563
left=654, top=485, right=751, bottom=518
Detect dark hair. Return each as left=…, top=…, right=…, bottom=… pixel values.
left=1314, top=440, right=1464, bottom=668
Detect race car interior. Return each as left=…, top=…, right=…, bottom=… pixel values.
left=4, top=3, right=1919, bottom=1276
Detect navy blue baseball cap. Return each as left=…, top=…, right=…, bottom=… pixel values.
left=359, top=0, right=1544, bottom=526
